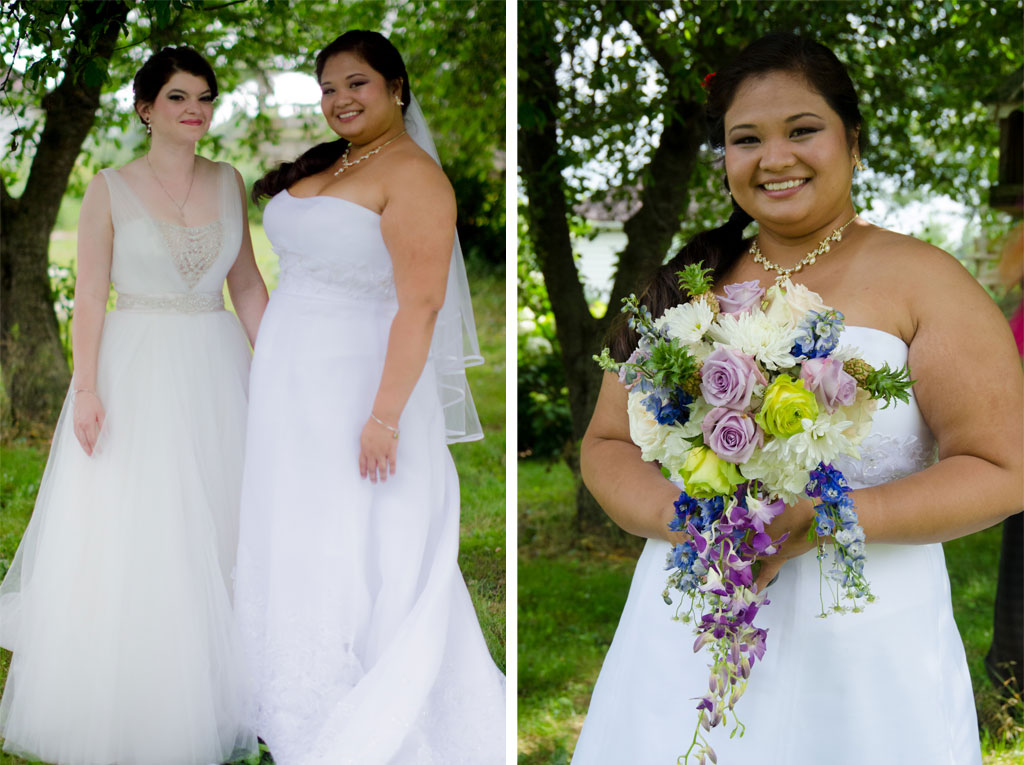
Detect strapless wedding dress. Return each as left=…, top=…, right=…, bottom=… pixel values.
left=233, top=191, right=505, bottom=765
left=572, top=326, right=981, bottom=765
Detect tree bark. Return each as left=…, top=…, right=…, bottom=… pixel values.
left=1, top=1, right=128, bottom=428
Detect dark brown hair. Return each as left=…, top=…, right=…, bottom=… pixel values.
left=251, top=30, right=410, bottom=202
left=610, top=32, right=864, bottom=361
left=132, top=46, right=218, bottom=127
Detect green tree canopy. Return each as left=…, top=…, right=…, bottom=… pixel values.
left=1, top=0, right=504, bottom=428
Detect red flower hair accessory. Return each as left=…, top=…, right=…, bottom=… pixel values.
left=701, top=72, right=716, bottom=89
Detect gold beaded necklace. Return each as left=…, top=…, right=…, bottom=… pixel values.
left=333, top=131, right=407, bottom=177
left=750, top=213, right=859, bottom=284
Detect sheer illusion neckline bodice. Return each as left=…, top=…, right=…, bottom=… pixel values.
left=110, top=165, right=224, bottom=229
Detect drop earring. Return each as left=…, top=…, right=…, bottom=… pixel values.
left=145, top=120, right=152, bottom=136
left=854, top=156, right=865, bottom=172
left=394, top=95, right=404, bottom=107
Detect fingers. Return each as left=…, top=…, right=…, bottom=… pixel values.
left=74, top=424, right=93, bottom=456
left=358, top=450, right=398, bottom=482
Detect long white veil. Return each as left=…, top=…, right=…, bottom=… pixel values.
left=403, top=94, right=484, bottom=443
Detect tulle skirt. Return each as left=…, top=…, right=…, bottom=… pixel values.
left=234, top=289, right=505, bottom=765
left=0, top=308, right=257, bottom=765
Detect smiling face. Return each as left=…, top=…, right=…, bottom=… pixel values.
left=319, top=51, right=404, bottom=146
left=137, top=71, right=214, bottom=142
left=724, top=71, right=858, bottom=237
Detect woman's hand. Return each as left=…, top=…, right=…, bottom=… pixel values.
left=73, top=390, right=106, bottom=456
left=754, top=495, right=816, bottom=592
left=359, top=415, right=398, bottom=482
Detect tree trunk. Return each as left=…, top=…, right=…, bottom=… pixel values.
left=0, top=1, right=128, bottom=428
left=519, top=0, right=708, bottom=530
left=518, top=1, right=608, bottom=528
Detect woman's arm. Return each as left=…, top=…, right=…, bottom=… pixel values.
left=359, top=155, right=456, bottom=482
left=225, top=168, right=268, bottom=345
left=581, top=372, right=686, bottom=543
left=851, top=245, right=1024, bottom=542
left=71, top=173, right=115, bottom=455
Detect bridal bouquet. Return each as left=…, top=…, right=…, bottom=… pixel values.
left=595, top=264, right=912, bottom=764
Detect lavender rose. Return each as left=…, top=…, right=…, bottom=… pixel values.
left=701, top=407, right=763, bottom=464
left=717, top=280, right=765, bottom=316
left=800, top=357, right=857, bottom=412
left=700, top=348, right=766, bottom=410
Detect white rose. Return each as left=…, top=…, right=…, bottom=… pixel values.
left=627, top=392, right=673, bottom=463
left=763, top=279, right=828, bottom=327
left=839, top=388, right=877, bottom=445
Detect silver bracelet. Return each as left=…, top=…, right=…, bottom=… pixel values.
left=370, top=412, right=399, bottom=439
left=74, top=388, right=99, bottom=399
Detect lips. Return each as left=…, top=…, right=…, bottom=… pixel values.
left=180, top=119, right=203, bottom=126
left=336, top=110, right=361, bottom=122
left=757, top=178, right=810, bottom=198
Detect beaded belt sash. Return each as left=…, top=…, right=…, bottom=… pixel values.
left=116, top=292, right=224, bottom=313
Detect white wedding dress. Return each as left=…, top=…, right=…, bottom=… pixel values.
left=572, top=326, right=981, bottom=765
left=233, top=191, right=505, bottom=765
left=0, top=163, right=256, bottom=764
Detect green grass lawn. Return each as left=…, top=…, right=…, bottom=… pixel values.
left=517, top=458, right=1024, bottom=765
left=0, top=239, right=505, bottom=764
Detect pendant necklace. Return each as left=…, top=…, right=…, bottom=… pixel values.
left=750, top=213, right=859, bottom=284
left=333, top=130, right=407, bottom=176
left=147, top=153, right=197, bottom=220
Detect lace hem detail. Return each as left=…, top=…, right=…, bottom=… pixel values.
left=155, top=219, right=224, bottom=288
left=833, top=433, right=937, bottom=488
left=116, top=292, right=224, bottom=313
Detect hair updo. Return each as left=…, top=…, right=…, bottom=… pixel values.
left=132, top=46, right=218, bottom=127
left=609, top=32, right=864, bottom=361
left=251, top=30, right=410, bottom=202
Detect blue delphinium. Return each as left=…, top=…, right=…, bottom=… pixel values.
left=792, top=308, right=845, bottom=359
left=642, top=387, right=693, bottom=426
left=805, top=463, right=871, bottom=603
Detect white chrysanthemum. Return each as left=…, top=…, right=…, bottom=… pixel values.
left=740, top=438, right=814, bottom=503
left=708, top=311, right=799, bottom=370
left=655, top=301, right=715, bottom=344
left=627, top=392, right=682, bottom=464
left=838, top=388, right=877, bottom=445
left=782, top=410, right=860, bottom=468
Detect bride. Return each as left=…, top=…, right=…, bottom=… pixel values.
left=573, top=33, right=1023, bottom=764
left=234, top=30, right=505, bottom=764
left=0, top=47, right=264, bottom=764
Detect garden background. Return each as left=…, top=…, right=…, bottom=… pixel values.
left=0, top=2, right=505, bottom=763
left=517, top=1, right=1023, bottom=762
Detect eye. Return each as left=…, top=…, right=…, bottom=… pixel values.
left=349, top=80, right=368, bottom=89
left=321, top=87, right=335, bottom=95
left=169, top=94, right=184, bottom=101
left=790, top=126, right=820, bottom=138
left=200, top=95, right=214, bottom=103
left=730, top=135, right=759, bottom=146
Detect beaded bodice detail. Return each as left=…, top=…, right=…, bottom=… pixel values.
left=832, top=325, right=936, bottom=490
left=154, top=219, right=224, bottom=289
left=264, top=192, right=396, bottom=303
left=100, top=163, right=241, bottom=310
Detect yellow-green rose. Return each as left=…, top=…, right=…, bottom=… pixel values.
left=680, top=445, right=744, bottom=498
left=756, top=375, right=819, bottom=438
